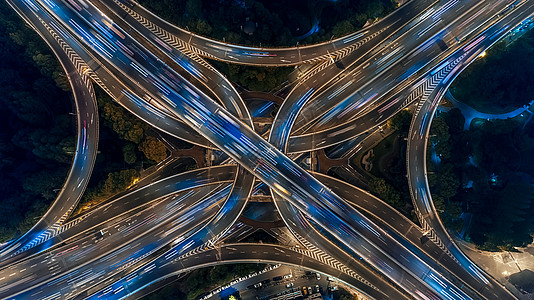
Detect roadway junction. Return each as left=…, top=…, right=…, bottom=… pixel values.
left=0, top=0, right=531, bottom=299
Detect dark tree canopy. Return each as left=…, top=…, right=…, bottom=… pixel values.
left=0, top=0, right=74, bottom=242
left=138, top=0, right=396, bottom=47
left=451, top=29, right=534, bottom=113
left=430, top=108, right=534, bottom=250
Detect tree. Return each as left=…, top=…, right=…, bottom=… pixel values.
left=369, top=178, right=403, bottom=208
left=389, top=109, right=412, bottom=132
left=139, top=136, right=167, bottom=163
left=122, top=143, right=137, bottom=165
left=23, top=168, right=68, bottom=200
left=103, top=169, right=138, bottom=195
left=98, top=92, right=146, bottom=144
left=332, top=20, right=355, bottom=37
left=437, top=165, right=459, bottom=199
left=185, top=0, right=202, bottom=17
left=194, top=19, right=212, bottom=36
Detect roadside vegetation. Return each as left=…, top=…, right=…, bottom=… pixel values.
left=209, top=60, right=293, bottom=92
left=430, top=28, right=534, bottom=251
left=451, top=29, right=534, bottom=113
left=0, top=1, right=74, bottom=242
left=138, top=0, right=397, bottom=47
left=352, top=109, right=414, bottom=219
left=72, top=89, right=170, bottom=216
left=138, top=0, right=397, bottom=91
left=0, top=0, right=172, bottom=238
left=429, top=108, right=534, bottom=251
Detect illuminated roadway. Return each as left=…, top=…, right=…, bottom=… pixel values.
left=0, top=0, right=531, bottom=299
left=0, top=0, right=99, bottom=261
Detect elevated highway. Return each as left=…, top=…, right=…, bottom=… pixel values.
left=0, top=0, right=529, bottom=298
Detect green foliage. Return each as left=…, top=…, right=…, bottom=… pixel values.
left=471, top=182, right=534, bottom=251
left=142, top=283, right=186, bottom=300
left=122, top=143, right=137, bottom=164
left=436, top=164, right=459, bottom=199
left=369, top=178, right=403, bottom=209
left=451, top=29, right=534, bottom=113
left=138, top=0, right=396, bottom=47
left=211, top=60, right=292, bottom=92
left=97, top=91, right=147, bottom=144
left=139, top=136, right=168, bottom=163
left=23, top=169, right=69, bottom=200
left=430, top=108, right=534, bottom=250
left=185, top=0, right=202, bottom=17
left=388, top=109, right=412, bottom=133
left=175, top=264, right=265, bottom=300
left=78, top=169, right=138, bottom=214
left=0, top=0, right=74, bottom=242
left=104, top=169, right=138, bottom=195
left=332, top=20, right=355, bottom=38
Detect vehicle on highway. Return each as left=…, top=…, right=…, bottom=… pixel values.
left=95, top=230, right=105, bottom=243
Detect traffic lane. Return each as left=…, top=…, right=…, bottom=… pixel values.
left=290, top=0, right=506, bottom=136
left=8, top=1, right=478, bottom=300
left=0, top=183, right=228, bottom=298
left=266, top=10, right=434, bottom=295
left=88, top=243, right=405, bottom=300
left=272, top=193, right=413, bottom=300
left=81, top=165, right=256, bottom=297
left=90, top=0, right=253, bottom=126
left=406, top=5, right=534, bottom=299
left=289, top=0, right=485, bottom=134
left=5, top=184, right=229, bottom=299
left=107, top=0, right=436, bottom=66
left=287, top=0, right=513, bottom=153
left=0, top=0, right=99, bottom=260
left=312, top=0, right=510, bottom=131
left=270, top=0, right=431, bottom=150
left=40, top=0, right=213, bottom=148
left=0, top=165, right=237, bottom=268
left=33, top=0, right=471, bottom=298
left=274, top=167, right=474, bottom=299
left=315, top=172, right=489, bottom=299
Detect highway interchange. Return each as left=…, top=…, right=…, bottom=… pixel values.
left=0, top=0, right=532, bottom=299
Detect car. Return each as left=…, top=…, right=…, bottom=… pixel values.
left=254, top=283, right=262, bottom=289
left=315, top=285, right=320, bottom=293
left=273, top=276, right=283, bottom=281
left=327, top=276, right=334, bottom=281
left=94, top=230, right=105, bottom=243
left=283, top=273, right=292, bottom=279
left=286, top=282, right=294, bottom=288
left=316, top=273, right=321, bottom=280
